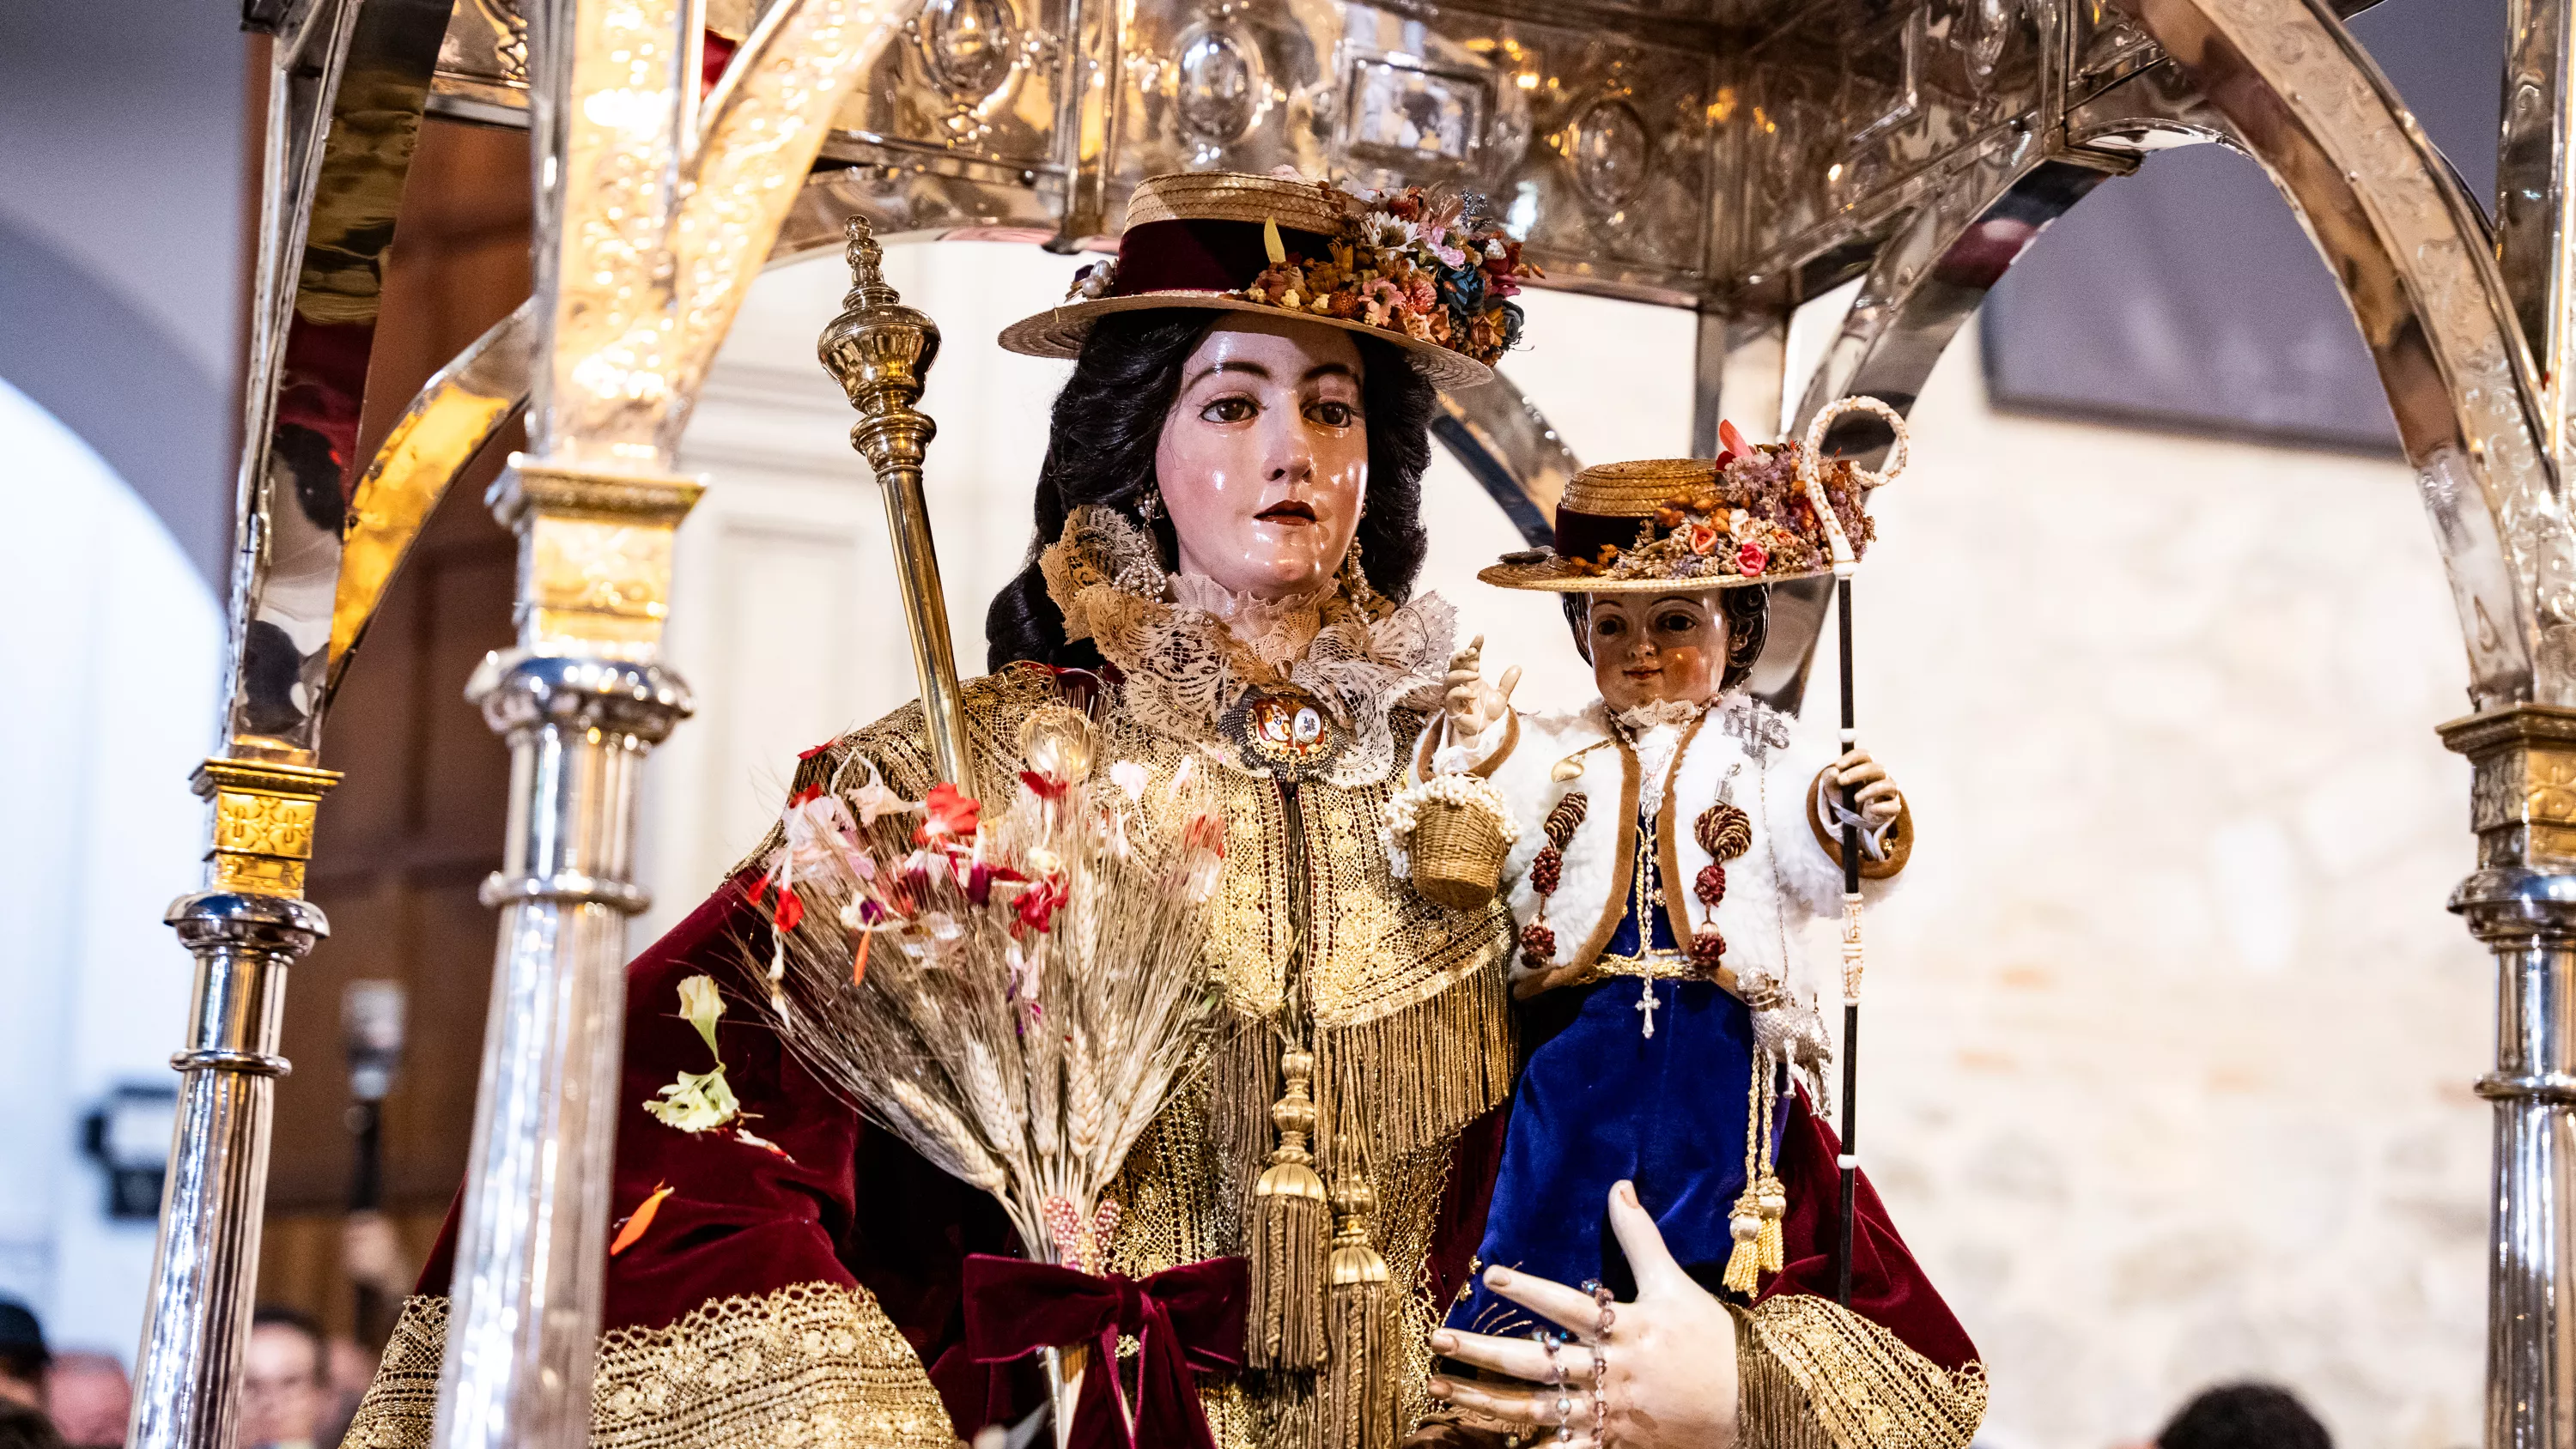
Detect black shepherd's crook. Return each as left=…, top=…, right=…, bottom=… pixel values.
left=1795, top=396, right=1909, bottom=1308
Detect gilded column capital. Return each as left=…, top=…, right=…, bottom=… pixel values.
left=486, top=457, right=707, bottom=659
left=190, top=757, right=344, bottom=899
left=2438, top=704, right=2576, bottom=869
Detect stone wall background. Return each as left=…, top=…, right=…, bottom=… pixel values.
left=664, top=247, right=2493, bottom=1449
left=1842, top=319, right=2487, bottom=1449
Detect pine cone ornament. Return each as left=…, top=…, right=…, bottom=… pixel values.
left=1530, top=845, right=1563, bottom=895
left=1696, top=801, right=1752, bottom=862
left=1545, top=792, right=1589, bottom=849
left=1688, top=931, right=1728, bottom=973
left=1519, top=921, right=1557, bottom=967
left=1695, top=862, right=1727, bottom=908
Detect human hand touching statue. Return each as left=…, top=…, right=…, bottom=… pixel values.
left=1444, top=635, right=1522, bottom=739
left=1420, top=1181, right=1741, bottom=1449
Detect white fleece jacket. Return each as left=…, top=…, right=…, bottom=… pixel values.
left=1423, top=692, right=1898, bottom=1064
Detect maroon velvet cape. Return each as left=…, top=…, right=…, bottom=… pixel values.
left=410, top=868, right=1970, bottom=1440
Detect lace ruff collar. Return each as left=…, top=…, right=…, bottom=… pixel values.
left=1039, top=506, right=1456, bottom=785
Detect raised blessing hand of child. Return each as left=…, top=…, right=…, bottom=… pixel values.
left=1444, top=634, right=1522, bottom=739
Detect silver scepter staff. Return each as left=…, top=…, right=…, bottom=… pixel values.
left=818, top=212, right=1090, bottom=1434
left=817, top=216, right=971, bottom=785
left=1794, top=395, right=1908, bottom=1308
left=814, top=218, right=1084, bottom=1448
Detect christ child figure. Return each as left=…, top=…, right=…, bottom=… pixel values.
left=1403, top=452, right=1912, bottom=1343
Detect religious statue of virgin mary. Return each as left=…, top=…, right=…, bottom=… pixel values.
left=343, top=171, right=1976, bottom=1449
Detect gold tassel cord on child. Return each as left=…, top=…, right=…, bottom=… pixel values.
left=1722, top=1049, right=1785, bottom=1294
left=1322, top=1166, right=1393, bottom=1449
left=1757, top=1161, right=1789, bottom=1276
left=1247, top=1046, right=1328, bottom=1370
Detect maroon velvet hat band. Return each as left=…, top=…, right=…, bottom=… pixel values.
left=1109, top=218, right=1336, bottom=298
left=1555, top=507, right=1651, bottom=567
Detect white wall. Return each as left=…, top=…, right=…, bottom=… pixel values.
left=658, top=251, right=2488, bottom=1447
left=0, top=380, right=225, bottom=1366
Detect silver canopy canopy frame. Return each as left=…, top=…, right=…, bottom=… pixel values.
left=128, top=2, right=2576, bottom=1447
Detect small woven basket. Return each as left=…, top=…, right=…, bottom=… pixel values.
left=1411, top=799, right=1509, bottom=910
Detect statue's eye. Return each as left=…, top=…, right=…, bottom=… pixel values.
left=1657, top=612, right=1696, bottom=634
left=1595, top=615, right=1626, bottom=637
left=1309, top=399, right=1358, bottom=427
left=1200, top=396, right=1258, bottom=423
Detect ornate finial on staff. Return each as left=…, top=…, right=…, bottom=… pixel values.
left=818, top=215, right=970, bottom=785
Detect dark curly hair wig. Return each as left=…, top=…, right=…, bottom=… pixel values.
left=984, top=309, right=1437, bottom=671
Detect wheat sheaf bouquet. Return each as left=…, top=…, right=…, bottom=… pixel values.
left=749, top=702, right=1240, bottom=1447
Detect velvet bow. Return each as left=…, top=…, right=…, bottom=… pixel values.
left=961, top=1253, right=1248, bottom=1449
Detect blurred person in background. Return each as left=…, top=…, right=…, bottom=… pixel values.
left=0, top=1303, right=48, bottom=1412
left=2146, top=1382, right=2333, bottom=1449
left=42, top=1353, right=127, bottom=1449
left=236, top=1308, right=324, bottom=1449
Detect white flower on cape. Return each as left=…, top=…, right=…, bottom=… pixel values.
left=647, top=974, right=740, bottom=1132
left=1109, top=760, right=1150, bottom=802
left=646, top=1069, right=740, bottom=1133
left=676, top=973, right=726, bottom=1054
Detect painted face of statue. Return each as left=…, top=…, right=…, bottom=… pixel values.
left=1154, top=314, right=1370, bottom=600
left=1589, top=592, right=1724, bottom=713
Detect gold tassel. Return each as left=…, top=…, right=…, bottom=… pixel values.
left=1722, top=1187, right=1766, bottom=1295
left=1248, top=1047, right=1327, bottom=1370
left=1722, top=1048, right=1784, bottom=1295
left=1322, top=1172, right=1392, bottom=1449
left=1756, top=1170, right=1789, bottom=1275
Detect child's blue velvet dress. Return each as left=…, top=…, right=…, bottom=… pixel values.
left=1447, top=815, right=1773, bottom=1337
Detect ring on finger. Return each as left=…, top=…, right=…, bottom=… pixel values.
left=1589, top=1283, right=1613, bottom=1434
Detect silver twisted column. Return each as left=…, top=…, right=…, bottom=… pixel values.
left=131, top=882, right=330, bottom=1449
left=426, top=1, right=700, bottom=1442
left=429, top=471, right=697, bottom=1449
left=428, top=0, right=891, bottom=1441
left=2444, top=707, right=2576, bottom=1449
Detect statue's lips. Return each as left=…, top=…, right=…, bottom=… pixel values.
left=1255, top=500, right=1318, bottom=524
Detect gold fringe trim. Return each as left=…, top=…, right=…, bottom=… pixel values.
left=1736, top=1294, right=1987, bottom=1449
left=341, top=1285, right=960, bottom=1449
left=1309, top=957, right=1511, bottom=1176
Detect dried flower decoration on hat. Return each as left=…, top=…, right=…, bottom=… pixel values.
left=1245, top=179, right=1536, bottom=365
left=1060, top=179, right=1535, bottom=361
left=1479, top=408, right=1907, bottom=594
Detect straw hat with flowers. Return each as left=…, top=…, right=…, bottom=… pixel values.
left=1479, top=410, right=1904, bottom=593
left=999, top=170, right=1539, bottom=390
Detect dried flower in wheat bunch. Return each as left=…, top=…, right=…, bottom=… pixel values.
left=747, top=703, right=1240, bottom=1446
